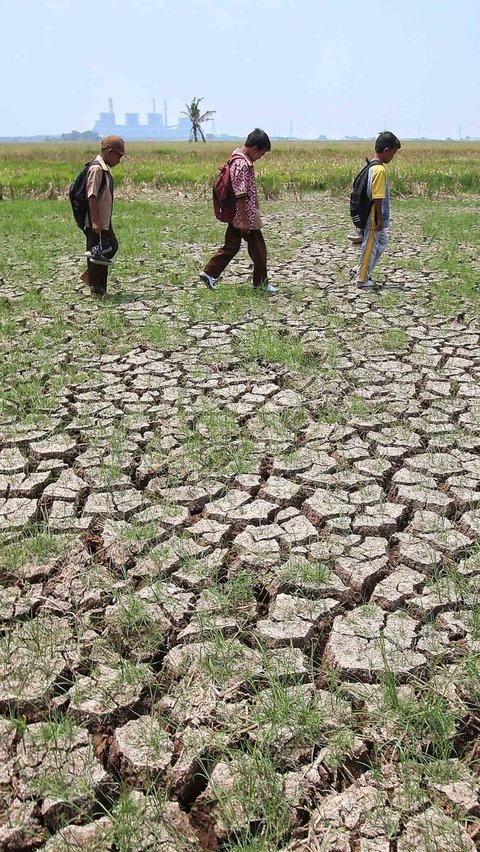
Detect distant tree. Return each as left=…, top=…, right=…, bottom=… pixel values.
left=61, top=130, right=99, bottom=142
left=182, top=97, right=215, bottom=142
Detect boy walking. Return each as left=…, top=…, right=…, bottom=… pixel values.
left=356, top=131, right=401, bottom=289
left=81, top=135, right=125, bottom=297
left=200, top=129, right=278, bottom=295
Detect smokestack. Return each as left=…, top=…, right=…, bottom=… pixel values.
left=164, top=99, right=168, bottom=127
left=108, top=98, right=114, bottom=113
left=152, top=98, right=156, bottom=114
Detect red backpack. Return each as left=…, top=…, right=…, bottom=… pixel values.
left=212, top=154, right=244, bottom=222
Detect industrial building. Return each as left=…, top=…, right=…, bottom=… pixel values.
left=93, top=99, right=193, bottom=142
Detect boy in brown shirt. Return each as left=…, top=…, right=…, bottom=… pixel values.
left=81, top=135, right=125, bottom=297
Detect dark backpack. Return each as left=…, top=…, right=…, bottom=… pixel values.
left=69, top=159, right=106, bottom=230
left=349, top=158, right=381, bottom=229
left=212, top=154, right=244, bottom=223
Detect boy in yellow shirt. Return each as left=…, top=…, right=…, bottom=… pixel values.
left=356, top=131, right=401, bottom=289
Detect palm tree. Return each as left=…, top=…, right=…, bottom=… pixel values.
left=182, top=97, right=216, bottom=142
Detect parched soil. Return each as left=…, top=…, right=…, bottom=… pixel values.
left=1, top=196, right=480, bottom=851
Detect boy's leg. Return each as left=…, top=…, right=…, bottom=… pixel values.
left=368, top=228, right=389, bottom=276
left=203, top=225, right=242, bottom=280
left=85, top=229, right=108, bottom=296
left=357, top=219, right=390, bottom=284
left=245, top=230, right=268, bottom=287
left=95, top=227, right=118, bottom=295
left=88, top=261, right=108, bottom=296
left=356, top=223, right=380, bottom=284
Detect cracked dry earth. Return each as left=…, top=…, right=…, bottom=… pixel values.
left=1, top=197, right=480, bottom=851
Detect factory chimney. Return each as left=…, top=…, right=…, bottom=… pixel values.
left=108, top=98, right=114, bottom=113
left=164, top=99, right=168, bottom=128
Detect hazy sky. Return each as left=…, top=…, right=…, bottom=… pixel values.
left=2, top=0, right=480, bottom=139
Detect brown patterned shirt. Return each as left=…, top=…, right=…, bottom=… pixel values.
left=230, top=149, right=261, bottom=230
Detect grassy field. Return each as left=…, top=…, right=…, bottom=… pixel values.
left=1, top=146, right=480, bottom=850
left=1, top=140, right=480, bottom=198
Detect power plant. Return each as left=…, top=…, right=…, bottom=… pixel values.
left=93, top=99, right=193, bottom=142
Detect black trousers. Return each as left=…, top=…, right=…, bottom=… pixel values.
left=85, top=227, right=118, bottom=295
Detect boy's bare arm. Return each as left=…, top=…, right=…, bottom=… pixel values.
left=88, top=196, right=101, bottom=233
left=236, top=197, right=250, bottom=233
left=374, top=198, right=383, bottom=231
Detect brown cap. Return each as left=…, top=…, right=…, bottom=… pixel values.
left=101, top=135, right=125, bottom=155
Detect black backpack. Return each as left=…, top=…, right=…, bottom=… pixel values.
left=69, top=160, right=106, bottom=230
left=349, top=158, right=381, bottom=229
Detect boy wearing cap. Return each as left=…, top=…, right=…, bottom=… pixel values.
left=81, top=135, right=125, bottom=297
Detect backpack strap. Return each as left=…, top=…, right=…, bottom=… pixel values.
left=90, top=158, right=108, bottom=195
left=85, top=159, right=107, bottom=227
left=358, top=158, right=382, bottom=182
left=228, top=152, right=249, bottom=165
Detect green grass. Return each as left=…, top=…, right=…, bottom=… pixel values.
left=421, top=207, right=480, bottom=313
left=251, top=679, right=326, bottom=747
left=2, top=140, right=480, bottom=198
left=0, top=526, right=70, bottom=571
left=277, top=558, right=331, bottom=586
left=377, top=328, right=409, bottom=352
left=205, top=746, right=292, bottom=848
left=388, top=196, right=480, bottom=314
left=140, top=318, right=183, bottom=348
left=207, top=571, right=256, bottom=615
left=237, top=325, right=312, bottom=370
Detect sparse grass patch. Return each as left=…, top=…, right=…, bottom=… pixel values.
left=345, top=393, right=380, bottom=418
left=140, top=318, right=183, bottom=349
left=378, top=327, right=409, bottom=352
left=0, top=525, right=69, bottom=571
left=179, top=402, right=258, bottom=476
left=179, top=282, right=273, bottom=325
left=205, top=745, right=291, bottom=848
left=411, top=202, right=480, bottom=314
left=207, top=571, right=256, bottom=617
left=258, top=406, right=308, bottom=439
left=251, top=679, right=325, bottom=749
left=119, top=522, right=159, bottom=544
left=200, top=633, right=259, bottom=688
left=277, top=557, right=331, bottom=586
left=378, top=652, right=459, bottom=764
left=108, top=788, right=172, bottom=852
left=238, top=324, right=312, bottom=370
left=314, top=402, right=345, bottom=424
left=377, top=290, right=404, bottom=308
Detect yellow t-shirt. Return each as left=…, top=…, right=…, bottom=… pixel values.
left=367, top=162, right=390, bottom=225
left=370, top=163, right=386, bottom=199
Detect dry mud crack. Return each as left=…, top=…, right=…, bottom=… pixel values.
left=1, top=197, right=480, bottom=850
